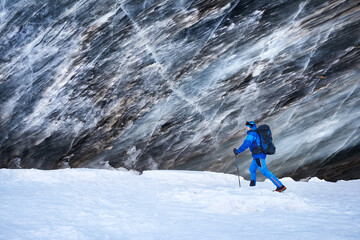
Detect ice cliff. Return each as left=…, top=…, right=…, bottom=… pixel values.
left=1, top=0, right=359, bottom=181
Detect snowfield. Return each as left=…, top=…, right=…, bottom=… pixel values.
left=0, top=169, right=359, bottom=240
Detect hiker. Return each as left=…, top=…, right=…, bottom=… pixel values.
left=233, top=121, right=286, bottom=192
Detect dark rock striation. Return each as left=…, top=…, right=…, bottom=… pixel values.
left=0, top=0, right=359, bottom=181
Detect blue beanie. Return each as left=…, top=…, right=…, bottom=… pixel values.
left=246, top=121, right=256, bottom=129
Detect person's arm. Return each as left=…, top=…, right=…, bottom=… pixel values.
left=236, top=134, right=254, bottom=154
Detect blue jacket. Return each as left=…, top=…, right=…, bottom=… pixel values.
left=236, top=125, right=266, bottom=159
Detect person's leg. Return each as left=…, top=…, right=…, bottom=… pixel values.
left=249, top=159, right=258, bottom=186
left=255, top=158, right=284, bottom=188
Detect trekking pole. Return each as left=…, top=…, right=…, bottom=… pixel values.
left=235, top=155, right=241, bottom=188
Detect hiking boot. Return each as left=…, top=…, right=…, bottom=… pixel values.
left=274, top=185, right=286, bottom=192
left=250, top=180, right=256, bottom=187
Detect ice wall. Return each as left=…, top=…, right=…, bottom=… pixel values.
left=0, top=0, right=359, bottom=181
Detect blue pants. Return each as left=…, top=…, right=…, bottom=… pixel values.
left=249, top=158, right=283, bottom=187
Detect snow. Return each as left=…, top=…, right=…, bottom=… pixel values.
left=0, top=169, right=359, bottom=240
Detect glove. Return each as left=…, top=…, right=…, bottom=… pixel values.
left=233, top=148, right=238, bottom=156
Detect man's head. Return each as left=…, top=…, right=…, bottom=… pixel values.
left=245, top=121, right=256, bottom=130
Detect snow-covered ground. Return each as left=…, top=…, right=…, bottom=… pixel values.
left=0, top=169, right=359, bottom=240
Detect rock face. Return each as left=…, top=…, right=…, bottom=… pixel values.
left=0, top=0, right=359, bottom=181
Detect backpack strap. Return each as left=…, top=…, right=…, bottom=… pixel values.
left=249, top=130, right=262, bottom=154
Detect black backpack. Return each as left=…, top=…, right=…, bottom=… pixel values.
left=252, top=125, right=276, bottom=155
